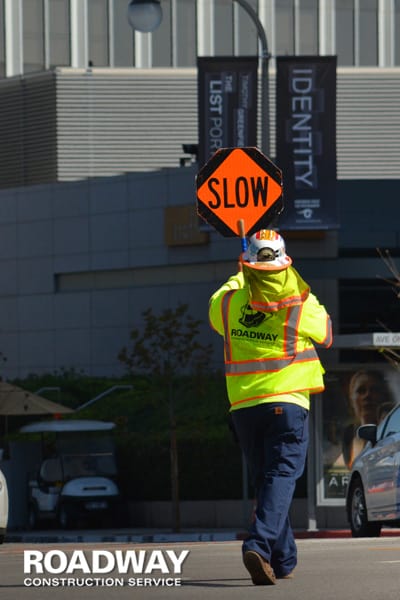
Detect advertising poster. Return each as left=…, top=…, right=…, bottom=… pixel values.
left=276, top=56, right=338, bottom=230
left=320, top=367, right=400, bottom=501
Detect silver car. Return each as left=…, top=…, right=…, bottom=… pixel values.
left=0, top=468, right=8, bottom=543
left=346, top=403, right=400, bottom=537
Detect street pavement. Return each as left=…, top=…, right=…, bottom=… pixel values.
left=1, top=536, right=400, bottom=600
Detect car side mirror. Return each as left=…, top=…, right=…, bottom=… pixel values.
left=357, top=424, right=377, bottom=446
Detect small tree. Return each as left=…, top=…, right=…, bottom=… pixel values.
left=118, top=303, right=211, bottom=531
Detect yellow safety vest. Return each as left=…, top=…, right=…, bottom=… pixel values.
left=209, top=271, right=332, bottom=411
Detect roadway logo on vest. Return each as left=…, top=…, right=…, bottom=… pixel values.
left=239, top=304, right=268, bottom=328
left=234, top=304, right=277, bottom=340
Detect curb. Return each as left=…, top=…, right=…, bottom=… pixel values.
left=5, top=528, right=400, bottom=544
left=5, top=531, right=241, bottom=544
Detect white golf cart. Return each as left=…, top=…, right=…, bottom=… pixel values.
left=0, top=467, right=8, bottom=542
left=20, top=419, right=122, bottom=529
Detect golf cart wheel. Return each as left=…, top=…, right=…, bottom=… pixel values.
left=58, top=504, right=72, bottom=529
left=348, top=477, right=381, bottom=537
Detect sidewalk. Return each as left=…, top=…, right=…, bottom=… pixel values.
left=5, top=527, right=400, bottom=544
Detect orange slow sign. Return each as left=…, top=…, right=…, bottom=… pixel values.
left=196, top=147, right=283, bottom=237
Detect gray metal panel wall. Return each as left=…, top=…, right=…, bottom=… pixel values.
left=0, top=66, right=399, bottom=187
left=55, top=67, right=198, bottom=179
left=337, top=68, right=400, bottom=179
left=0, top=72, right=57, bottom=188
left=55, top=66, right=400, bottom=181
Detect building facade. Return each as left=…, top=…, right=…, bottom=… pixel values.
left=0, top=0, right=400, bottom=525
left=1, top=0, right=400, bottom=75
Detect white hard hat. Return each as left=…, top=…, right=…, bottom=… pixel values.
left=242, top=230, right=292, bottom=271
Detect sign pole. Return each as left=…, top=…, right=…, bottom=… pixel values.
left=237, top=218, right=247, bottom=271
left=237, top=219, right=248, bottom=253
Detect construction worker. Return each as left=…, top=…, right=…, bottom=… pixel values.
left=209, top=230, right=332, bottom=585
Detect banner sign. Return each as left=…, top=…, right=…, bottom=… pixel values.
left=276, top=56, right=338, bottom=230
left=197, top=57, right=258, bottom=168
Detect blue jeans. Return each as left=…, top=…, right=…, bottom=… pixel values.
left=231, top=402, right=309, bottom=578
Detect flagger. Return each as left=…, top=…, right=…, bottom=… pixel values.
left=209, top=229, right=332, bottom=585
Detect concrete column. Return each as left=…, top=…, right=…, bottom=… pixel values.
left=197, top=0, right=214, bottom=57
left=378, top=0, right=395, bottom=66
left=5, top=0, right=23, bottom=76
left=70, top=0, right=88, bottom=68
left=319, top=0, right=336, bottom=56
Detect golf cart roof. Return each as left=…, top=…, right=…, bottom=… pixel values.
left=20, top=419, right=116, bottom=433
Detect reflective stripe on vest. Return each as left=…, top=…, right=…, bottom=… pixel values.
left=225, top=347, right=319, bottom=374
left=221, top=290, right=316, bottom=374
left=222, top=290, right=235, bottom=362
left=284, top=304, right=301, bottom=356
left=250, top=289, right=309, bottom=313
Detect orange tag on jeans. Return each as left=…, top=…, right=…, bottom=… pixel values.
left=274, top=407, right=283, bottom=415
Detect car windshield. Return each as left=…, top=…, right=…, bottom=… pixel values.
left=56, top=433, right=117, bottom=479
left=377, top=405, right=400, bottom=441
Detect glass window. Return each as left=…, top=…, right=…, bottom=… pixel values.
left=338, top=278, right=400, bottom=364
left=175, top=0, right=196, bottom=66
left=49, top=0, right=71, bottom=67
left=88, top=0, right=109, bottom=66
left=336, top=0, right=354, bottom=66
left=0, top=0, right=5, bottom=77
left=276, top=0, right=295, bottom=56
left=395, top=0, right=400, bottom=65
left=113, top=0, right=135, bottom=66
left=359, top=0, right=377, bottom=66
left=382, top=406, right=400, bottom=437
left=152, top=0, right=196, bottom=67
left=214, top=0, right=234, bottom=56
left=23, top=0, right=45, bottom=73
left=234, top=0, right=258, bottom=57
left=152, top=0, right=172, bottom=66
left=298, top=0, right=318, bottom=55
left=339, top=279, right=400, bottom=335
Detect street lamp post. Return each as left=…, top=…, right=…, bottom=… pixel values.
left=127, top=0, right=163, bottom=32
left=127, top=0, right=271, bottom=156
left=233, top=0, right=271, bottom=157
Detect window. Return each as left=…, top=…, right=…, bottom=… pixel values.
left=88, top=0, right=109, bottom=67
left=298, top=0, right=318, bottom=55
left=276, top=0, right=295, bottom=56
left=336, top=0, right=378, bottom=66
left=174, top=0, right=196, bottom=66
left=395, top=0, right=400, bottom=65
left=234, top=0, right=258, bottom=57
left=23, top=0, right=45, bottom=73
left=339, top=278, right=400, bottom=363
left=336, top=0, right=354, bottom=65
left=49, top=0, right=71, bottom=67
left=214, top=0, right=234, bottom=56
left=152, top=0, right=197, bottom=67
left=275, top=0, right=319, bottom=57
left=382, top=406, right=400, bottom=438
left=152, top=0, right=172, bottom=66
left=339, top=279, right=400, bottom=335
left=113, top=0, right=135, bottom=66
left=358, top=0, right=377, bottom=66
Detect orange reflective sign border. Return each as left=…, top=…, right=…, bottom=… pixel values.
left=196, top=147, right=283, bottom=237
